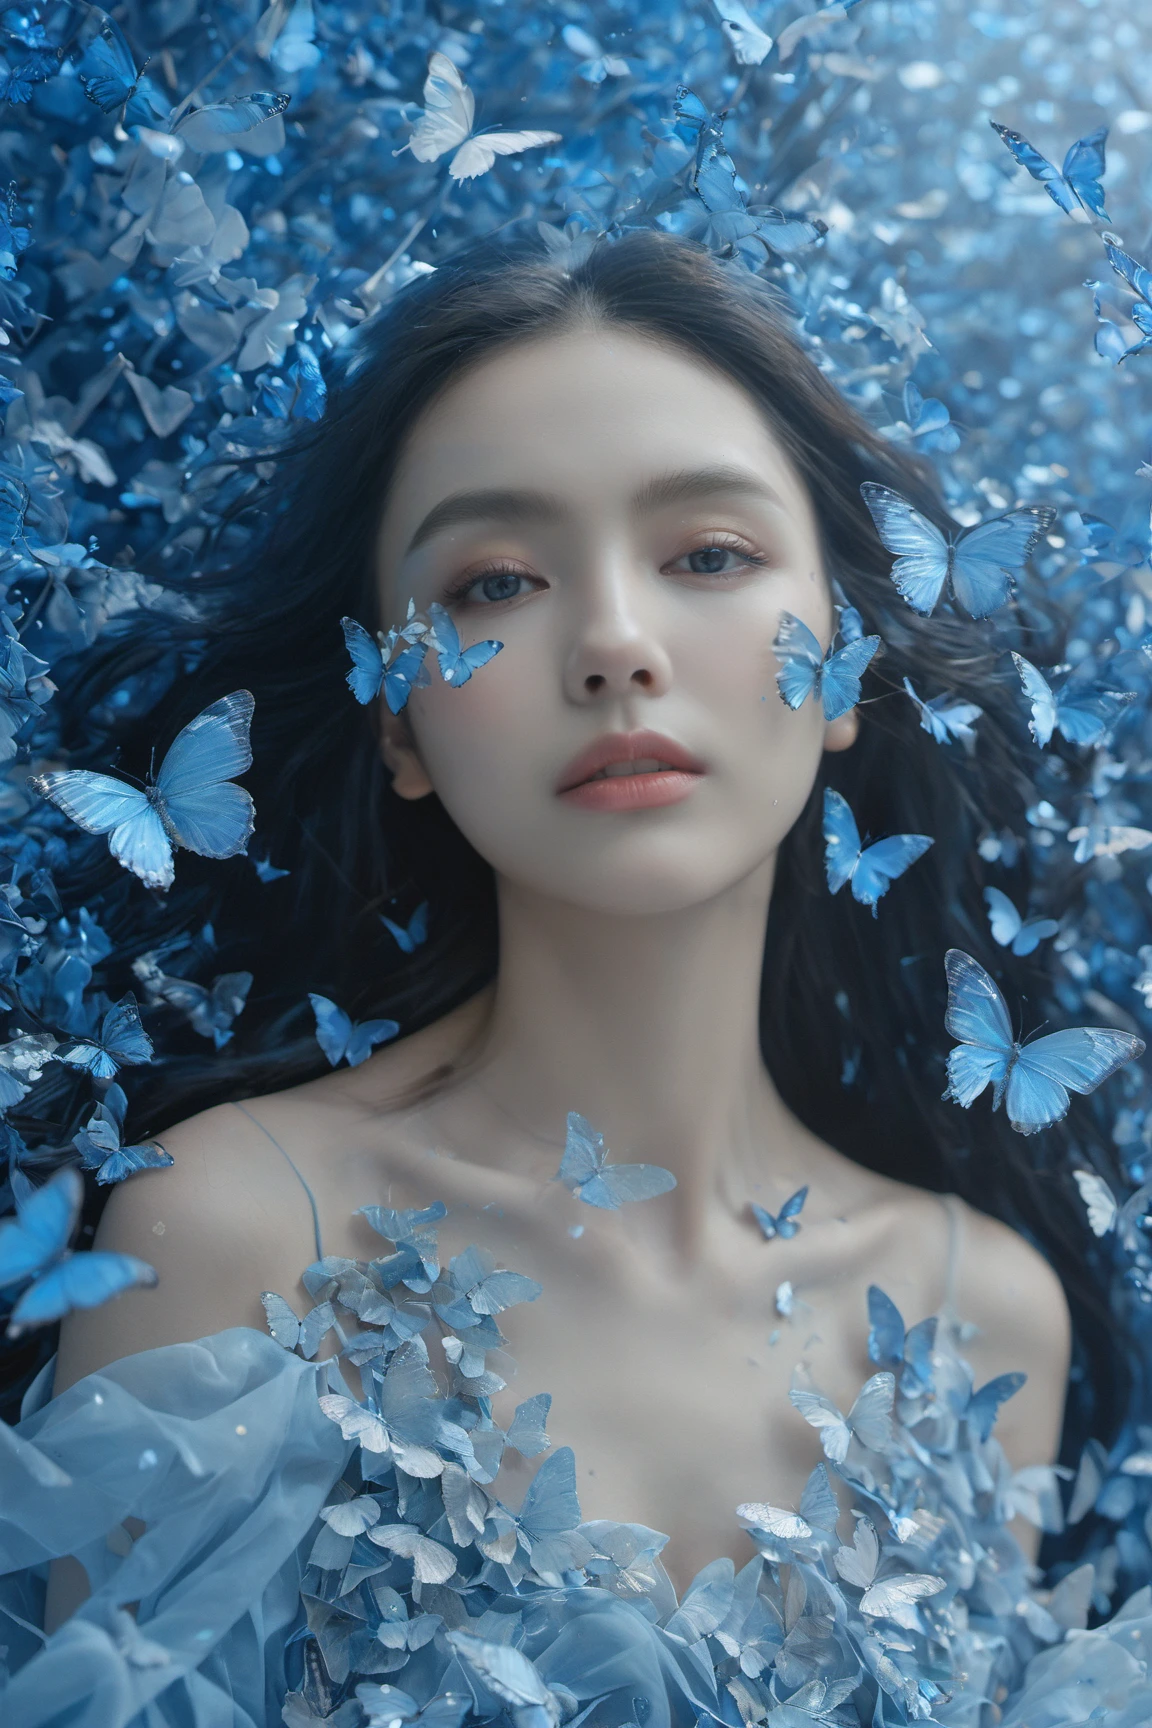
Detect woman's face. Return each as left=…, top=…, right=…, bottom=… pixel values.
left=375, top=325, right=855, bottom=916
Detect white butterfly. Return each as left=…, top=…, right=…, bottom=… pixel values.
left=859, top=1573, right=945, bottom=1620
left=712, top=0, right=774, bottom=64
left=834, top=1516, right=880, bottom=1587
left=403, top=52, right=560, bottom=182
left=367, top=1522, right=458, bottom=1584
left=1068, top=822, right=1152, bottom=863
left=320, top=1495, right=381, bottom=1537
left=318, top=1392, right=392, bottom=1452
left=789, top=1371, right=895, bottom=1464
left=1072, top=1170, right=1152, bottom=1251
left=735, top=1502, right=812, bottom=1542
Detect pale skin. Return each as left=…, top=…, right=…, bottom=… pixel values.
left=51, top=325, right=1070, bottom=1621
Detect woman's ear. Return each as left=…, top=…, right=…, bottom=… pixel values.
left=823, top=707, right=860, bottom=754
left=380, top=706, right=434, bottom=800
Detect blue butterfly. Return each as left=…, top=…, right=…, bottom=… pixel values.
left=1099, top=243, right=1152, bottom=363
left=252, top=853, right=289, bottom=882
left=1012, top=653, right=1134, bottom=749
left=133, top=953, right=252, bottom=1049
left=77, top=16, right=159, bottom=120
left=173, top=92, right=292, bottom=154
left=0, top=1166, right=156, bottom=1337
left=902, top=678, right=983, bottom=750
left=309, top=992, right=398, bottom=1067
left=984, top=887, right=1058, bottom=957
left=433, top=1244, right=542, bottom=1326
left=673, top=84, right=729, bottom=181
left=959, top=1370, right=1028, bottom=1442
left=73, top=1083, right=173, bottom=1187
left=506, top=1392, right=552, bottom=1458
left=31, top=691, right=256, bottom=892
left=773, top=612, right=879, bottom=721
left=823, top=789, right=933, bottom=917
left=943, top=948, right=1145, bottom=1136
left=860, top=483, right=1054, bottom=618
left=58, top=994, right=154, bottom=1080
left=752, top=1185, right=807, bottom=1241
left=381, top=901, right=428, bottom=954
left=556, top=1111, right=677, bottom=1209
left=991, top=122, right=1109, bottom=221
left=426, top=604, right=503, bottom=688
left=341, top=616, right=432, bottom=714
left=866, top=1286, right=937, bottom=1397
left=504, top=1444, right=591, bottom=1580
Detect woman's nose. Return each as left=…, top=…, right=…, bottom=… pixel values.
left=563, top=577, right=674, bottom=703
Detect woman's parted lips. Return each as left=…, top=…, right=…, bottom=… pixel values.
left=554, top=729, right=707, bottom=794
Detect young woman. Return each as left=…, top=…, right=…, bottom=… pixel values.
left=0, top=230, right=1133, bottom=1725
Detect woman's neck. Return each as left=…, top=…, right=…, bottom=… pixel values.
left=438, top=860, right=807, bottom=1255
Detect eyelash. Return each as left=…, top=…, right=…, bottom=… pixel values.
left=442, top=534, right=770, bottom=606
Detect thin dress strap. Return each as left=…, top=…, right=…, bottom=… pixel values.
left=937, top=1191, right=964, bottom=1327
left=230, top=1100, right=324, bottom=1262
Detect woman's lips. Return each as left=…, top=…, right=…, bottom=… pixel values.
left=555, top=730, right=706, bottom=811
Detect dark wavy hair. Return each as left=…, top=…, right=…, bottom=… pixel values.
left=10, top=229, right=1135, bottom=1524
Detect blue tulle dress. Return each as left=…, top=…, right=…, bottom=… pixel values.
left=3, top=1178, right=1152, bottom=1728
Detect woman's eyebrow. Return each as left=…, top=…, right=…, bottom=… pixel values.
left=402, top=464, right=786, bottom=556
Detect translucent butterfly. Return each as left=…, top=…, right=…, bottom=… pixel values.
left=860, top=482, right=1054, bottom=618
left=381, top=902, right=428, bottom=955
left=133, top=953, right=252, bottom=1050
left=1072, top=1170, right=1152, bottom=1252
left=309, top=992, right=398, bottom=1067
left=866, top=1286, right=937, bottom=1397
left=1067, top=822, right=1152, bottom=864
left=556, top=1111, right=677, bottom=1209
left=1012, top=653, right=1134, bottom=749
left=712, top=0, right=774, bottom=65
left=0, top=1166, right=156, bottom=1337
left=402, top=51, right=560, bottom=183
left=434, top=1244, right=542, bottom=1325
left=501, top=1444, right=593, bottom=1580
left=341, top=616, right=431, bottom=715
left=252, top=853, right=289, bottom=882
left=57, top=994, right=154, bottom=1080
left=73, top=1083, right=173, bottom=1187
left=260, top=1289, right=336, bottom=1358
left=960, top=1371, right=1029, bottom=1442
left=173, top=92, right=291, bottom=155
left=1101, top=242, right=1152, bottom=363
left=426, top=604, right=503, bottom=688
left=902, top=677, right=982, bottom=750
left=789, top=1369, right=895, bottom=1464
left=773, top=612, right=879, bottom=721
left=942, top=948, right=1144, bottom=1136
left=823, top=788, right=933, bottom=916
left=447, top=1632, right=561, bottom=1718
left=984, top=887, right=1058, bottom=957
left=752, top=1185, right=808, bottom=1241
left=31, top=691, right=256, bottom=892
left=991, top=121, right=1109, bottom=221
left=506, top=1392, right=552, bottom=1458
left=560, top=24, right=629, bottom=82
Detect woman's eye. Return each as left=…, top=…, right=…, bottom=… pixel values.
left=674, top=542, right=764, bottom=578
left=458, top=569, right=535, bottom=604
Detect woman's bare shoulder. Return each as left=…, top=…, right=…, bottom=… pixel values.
left=53, top=991, right=492, bottom=1396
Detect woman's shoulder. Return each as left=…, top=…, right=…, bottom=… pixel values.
left=53, top=991, right=493, bottom=1395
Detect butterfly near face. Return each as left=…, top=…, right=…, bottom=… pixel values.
left=983, top=887, right=1058, bottom=957
left=309, top=993, right=399, bottom=1068
left=902, top=677, right=982, bottom=751
left=341, top=616, right=432, bottom=715
left=73, top=1082, right=173, bottom=1187
left=942, top=948, right=1145, bottom=1136
left=751, top=1184, right=808, bottom=1241
left=991, top=121, right=1109, bottom=221
left=426, top=604, right=503, bottom=688
left=381, top=901, right=428, bottom=955
left=555, top=1111, right=677, bottom=1209
left=31, top=691, right=256, bottom=892
left=1012, top=653, right=1134, bottom=749
left=402, top=50, right=560, bottom=182
left=860, top=482, right=1054, bottom=618
left=823, top=788, right=933, bottom=917
left=773, top=612, right=880, bottom=721
left=0, top=1166, right=156, bottom=1336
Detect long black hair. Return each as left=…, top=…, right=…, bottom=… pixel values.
left=19, top=228, right=1136, bottom=1488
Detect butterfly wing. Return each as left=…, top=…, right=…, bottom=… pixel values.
left=774, top=1185, right=808, bottom=1239
left=8, top=1250, right=156, bottom=1333
left=261, top=1289, right=302, bottom=1349
left=100, top=995, right=155, bottom=1068
left=341, top=616, right=385, bottom=704
left=789, top=1387, right=852, bottom=1465
left=556, top=1112, right=604, bottom=1192
left=859, top=1575, right=945, bottom=1619
left=951, top=509, right=1051, bottom=617
left=409, top=52, right=474, bottom=162
left=448, top=130, right=561, bottom=183
left=1012, top=653, right=1057, bottom=748
left=517, top=1444, right=581, bottom=1539
left=818, top=635, right=880, bottom=722
left=344, top=1018, right=400, bottom=1066
left=175, top=92, right=290, bottom=152
left=155, top=692, right=255, bottom=859
left=0, top=1166, right=79, bottom=1285
left=751, top=1202, right=780, bottom=1240
left=712, top=0, right=774, bottom=65
left=506, top=1392, right=552, bottom=1458
left=596, top=1161, right=677, bottom=1208
left=902, top=678, right=948, bottom=745
left=1106, top=242, right=1152, bottom=306
left=1011, top=917, right=1059, bottom=958
left=966, top=1371, right=1027, bottom=1442
left=984, top=886, right=1023, bottom=949
left=822, top=788, right=863, bottom=895
left=990, top=122, right=1074, bottom=214
left=381, top=913, right=417, bottom=954
left=78, top=18, right=139, bottom=112
left=1007, top=1027, right=1145, bottom=1135
left=943, top=949, right=1015, bottom=1108
left=848, top=1371, right=896, bottom=1452
left=383, top=641, right=430, bottom=715
left=1061, top=126, right=1109, bottom=219
left=31, top=769, right=147, bottom=836
left=109, top=803, right=176, bottom=890
left=773, top=611, right=823, bottom=710
left=859, top=483, right=949, bottom=615
left=867, top=1285, right=906, bottom=1366
left=851, top=833, right=933, bottom=911
left=309, top=992, right=350, bottom=1066
left=92, top=1143, right=173, bottom=1186
left=1054, top=686, right=1133, bottom=747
